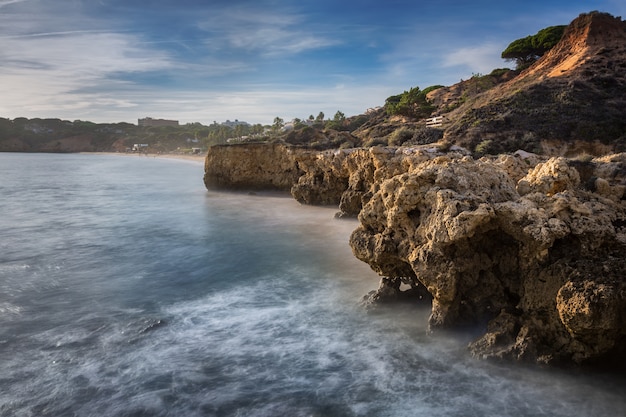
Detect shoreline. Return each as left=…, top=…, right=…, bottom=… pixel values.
left=78, top=151, right=206, bottom=164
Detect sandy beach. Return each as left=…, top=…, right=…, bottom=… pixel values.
left=80, top=152, right=206, bottom=164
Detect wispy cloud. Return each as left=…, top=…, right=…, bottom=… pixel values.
left=198, top=6, right=339, bottom=57
left=1, top=0, right=624, bottom=124
left=0, top=0, right=29, bottom=7
left=0, top=31, right=177, bottom=118
left=441, top=42, right=508, bottom=74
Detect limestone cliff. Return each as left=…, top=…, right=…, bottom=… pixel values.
left=202, top=10, right=626, bottom=367
left=205, top=143, right=626, bottom=366
left=204, top=142, right=460, bottom=214
left=350, top=154, right=626, bottom=365
left=204, top=143, right=302, bottom=190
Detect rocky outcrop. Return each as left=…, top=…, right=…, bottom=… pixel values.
left=204, top=143, right=462, bottom=215
left=205, top=141, right=626, bottom=366
left=203, top=143, right=302, bottom=190
left=202, top=10, right=626, bottom=367
left=350, top=154, right=626, bottom=366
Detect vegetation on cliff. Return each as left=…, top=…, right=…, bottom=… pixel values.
left=501, top=25, right=566, bottom=70
left=443, top=11, right=626, bottom=156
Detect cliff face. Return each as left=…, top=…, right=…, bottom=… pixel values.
left=204, top=143, right=302, bottom=190
left=350, top=154, right=626, bottom=365
left=205, top=142, right=626, bottom=365
left=204, top=143, right=452, bottom=214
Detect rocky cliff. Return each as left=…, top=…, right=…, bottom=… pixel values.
left=350, top=153, right=626, bottom=366
left=205, top=141, right=626, bottom=366
left=203, top=11, right=626, bottom=366
left=204, top=143, right=302, bottom=190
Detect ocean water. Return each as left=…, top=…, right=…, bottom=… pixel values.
left=0, top=153, right=624, bottom=417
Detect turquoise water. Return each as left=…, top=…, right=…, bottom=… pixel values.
left=0, top=153, right=624, bottom=417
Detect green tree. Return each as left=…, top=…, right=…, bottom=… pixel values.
left=326, top=110, right=347, bottom=130
left=272, top=117, right=284, bottom=132
left=315, top=112, right=325, bottom=122
left=384, top=86, right=435, bottom=119
left=501, top=25, right=566, bottom=70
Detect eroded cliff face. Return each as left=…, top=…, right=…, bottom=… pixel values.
left=204, top=143, right=302, bottom=190
left=205, top=143, right=626, bottom=366
left=350, top=154, right=626, bottom=365
left=204, top=143, right=454, bottom=214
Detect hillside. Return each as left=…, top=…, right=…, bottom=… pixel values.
left=440, top=11, right=626, bottom=155
left=0, top=118, right=256, bottom=154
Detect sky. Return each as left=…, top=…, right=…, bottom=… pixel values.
left=1, top=0, right=625, bottom=126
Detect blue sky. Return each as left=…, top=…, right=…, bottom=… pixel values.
left=1, top=0, right=624, bottom=125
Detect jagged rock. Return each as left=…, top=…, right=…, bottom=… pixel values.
left=516, top=157, right=581, bottom=195
left=201, top=11, right=626, bottom=368
left=204, top=139, right=626, bottom=365
left=361, top=277, right=433, bottom=306
left=349, top=155, right=626, bottom=365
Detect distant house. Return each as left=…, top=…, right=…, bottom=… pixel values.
left=221, top=119, right=250, bottom=128
left=132, top=143, right=149, bottom=151
left=138, top=117, right=179, bottom=127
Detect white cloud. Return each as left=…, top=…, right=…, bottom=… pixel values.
left=0, top=0, right=29, bottom=7
left=198, top=6, right=339, bottom=57
left=0, top=31, right=177, bottom=118
left=441, top=42, right=508, bottom=74
left=0, top=78, right=392, bottom=125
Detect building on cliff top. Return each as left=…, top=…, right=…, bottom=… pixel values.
left=138, top=117, right=179, bottom=127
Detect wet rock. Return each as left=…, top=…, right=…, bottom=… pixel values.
left=361, top=277, right=433, bottom=307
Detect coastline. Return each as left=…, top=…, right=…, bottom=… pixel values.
left=78, top=151, right=205, bottom=164
left=203, top=142, right=626, bottom=368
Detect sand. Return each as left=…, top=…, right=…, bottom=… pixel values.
left=79, top=152, right=206, bottom=164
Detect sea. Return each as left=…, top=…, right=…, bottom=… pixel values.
left=0, top=152, right=624, bottom=417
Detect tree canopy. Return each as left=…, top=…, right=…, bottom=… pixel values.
left=501, top=25, right=566, bottom=70
left=384, top=86, right=438, bottom=119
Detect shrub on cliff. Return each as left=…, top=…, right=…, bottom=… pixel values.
left=363, top=137, right=388, bottom=147
left=384, top=86, right=437, bottom=119
left=405, top=127, right=444, bottom=146
left=388, top=127, right=415, bottom=146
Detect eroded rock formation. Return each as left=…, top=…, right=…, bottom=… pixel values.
left=205, top=140, right=626, bottom=365
left=204, top=143, right=302, bottom=190
left=350, top=154, right=626, bottom=365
